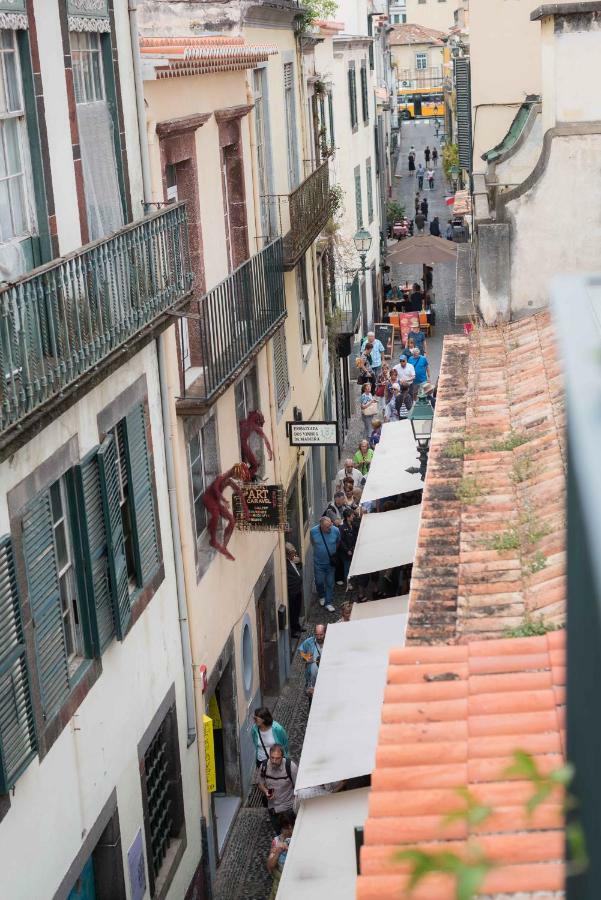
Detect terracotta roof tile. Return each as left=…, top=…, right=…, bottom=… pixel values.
left=358, top=632, right=566, bottom=899
left=139, top=35, right=278, bottom=78
left=407, top=313, right=565, bottom=645
left=389, top=23, right=447, bottom=45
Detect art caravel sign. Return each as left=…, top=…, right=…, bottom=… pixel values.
left=233, top=484, right=287, bottom=532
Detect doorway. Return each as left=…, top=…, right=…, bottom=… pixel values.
left=256, top=577, right=280, bottom=705
left=210, top=660, right=241, bottom=858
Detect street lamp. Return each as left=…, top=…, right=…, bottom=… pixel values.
left=407, top=391, right=434, bottom=480
left=353, top=227, right=372, bottom=273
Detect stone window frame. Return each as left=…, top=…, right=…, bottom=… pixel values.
left=214, top=104, right=253, bottom=272
left=180, top=409, right=222, bottom=585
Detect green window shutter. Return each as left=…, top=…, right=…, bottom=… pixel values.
left=74, top=448, right=115, bottom=654
left=0, top=536, right=37, bottom=792
left=124, top=404, right=161, bottom=586
left=98, top=435, right=131, bottom=640
left=22, top=492, right=70, bottom=719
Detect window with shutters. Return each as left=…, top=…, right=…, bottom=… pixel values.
left=348, top=64, right=358, bottom=131
left=272, top=326, right=290, bottom=413
left=296, top=256, right=312, bottom=354
left=0, top=536, right=36, bottom=793
left=0, top=29, right=36, bottom=249
left=283, top=62, right=298, bottom=191
left=110, top=405, right=161, bottom=594
left=366, top=158, right=374, bottom=223
left=360, top=62, right=369, bottom=125
left=49, top=478, right=84, bottom=671
left=188, top=416, right=219, bottom=542
left=140, top=702, right=185, bottom=898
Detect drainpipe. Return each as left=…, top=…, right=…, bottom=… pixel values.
left=129, top=0, right=197, bottom=746
left=128, top=0, right=152, bottom=207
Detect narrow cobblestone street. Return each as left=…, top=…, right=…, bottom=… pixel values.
left=213, top=119, right=461, bottom=900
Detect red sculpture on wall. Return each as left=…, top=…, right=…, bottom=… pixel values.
left=239, top=410, right=273, bottom=480
left=202, top=463, right=251, bottom=561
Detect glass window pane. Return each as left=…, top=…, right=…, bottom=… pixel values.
left=0, top=181, right=11, bottom=240
left=3, top=118, right=22, bottom=174
left=191, top=458, right=204, bottom=501
left=194, top=497, right=207, bottom=537
left=55, top=521, right=68, bottom=571
left=8, top=176, right=26, bottom=236
left=4, top=51, right=20, bottom=111
left=50, top=481, right=62, bottom=523
left=1, top=31, right=14, bottom=50
left=189, top=434, right=200, bottom=465
left=91, top=50, right=103, bottom=101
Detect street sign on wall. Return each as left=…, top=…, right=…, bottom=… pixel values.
left=288, top=421, right=339, bottom=446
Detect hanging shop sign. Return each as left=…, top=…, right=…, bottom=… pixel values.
left=288, top=421, right=339, bottom=446
left=233, top=483, right=287, bottom=531
left=203, top=715, right=217, bottom=793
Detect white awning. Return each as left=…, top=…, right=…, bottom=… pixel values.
left=295, top=615, right=406, bottom=791
left=351, top=593, right=409, bottom=622
left=348, top=504, right=421, bottom=577
left=361, top=419, right=423, bottom=502
left=277, top=789, right=370, bottom=899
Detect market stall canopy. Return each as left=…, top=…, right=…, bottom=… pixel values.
left=277, top=789, right=370, bottom=899
left=361, top=419, right=423, bottom=502
left=295, top=615, right=406, bottom=791
left=351, top=594, right=409, bottom=621
left=386, top=234, right=458, bottom=265
left=453, top=189, right=472, bottom=216
left=348, top=504, right=421, bottom=577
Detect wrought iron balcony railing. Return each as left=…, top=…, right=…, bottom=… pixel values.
left=0, top=203, right=192, bottom=446
left=179, top=238, right=286, bottom=408
left=283, top=160, right=332, bottom=270
left=331, top=275, right=361, bottom=336
left=398, top=67, right=443, bottom=89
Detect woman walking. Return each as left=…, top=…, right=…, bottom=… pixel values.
left=353, top=439, right=374, bottom=477
left=359, top=383, right=379, bottom=439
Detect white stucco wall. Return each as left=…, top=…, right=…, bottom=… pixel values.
left=495, top=111, right=543, bottom=189
left=0, top=341, right=202, bottom=900
left=505, top=132, right=601, bottom=314
left=470, top=0, right=542, bottom=171
left=405, top=0, right=455, bottom=31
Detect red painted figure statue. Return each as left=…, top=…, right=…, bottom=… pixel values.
left=239, top=410, right=273, bottom=480
left=202, top=463, right=251, bottom=561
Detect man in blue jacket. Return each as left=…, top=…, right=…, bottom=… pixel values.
left=309, top=517, right=340, bottom=612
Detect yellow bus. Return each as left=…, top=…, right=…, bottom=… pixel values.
left=398, top=93, right=444, bottom=120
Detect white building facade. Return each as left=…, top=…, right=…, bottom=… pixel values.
left=0, top=2, right=203, bottom=898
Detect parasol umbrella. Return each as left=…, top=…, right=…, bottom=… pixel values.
left=386, top=234, right=457, bottom=265
left=386, top=234, right=457, bottom=303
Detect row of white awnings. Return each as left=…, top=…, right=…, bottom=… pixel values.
left=278, top=422, right=423, bottom=898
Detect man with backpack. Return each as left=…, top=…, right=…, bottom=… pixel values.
left=258, top=744, right=298, bottom=833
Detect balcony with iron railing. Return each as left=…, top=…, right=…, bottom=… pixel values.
left=177, top=238, right=286, bottom=412
left=0, top=202, right=192, bottom=457
left=330, top=275, right=361, bottom=337
left=397, top=67, right=443, bottom=90
left=281, top=160, right=332, bottom=270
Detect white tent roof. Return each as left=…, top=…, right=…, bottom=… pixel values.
left=361, top=419, right=423, bottom=502
left=276, top=788, right=370, bottom=899
left=295, top=615, right=406, bottom=791
left=348, top=504, right=421, bottom=577
left=351, top=593, right=409, bottom=622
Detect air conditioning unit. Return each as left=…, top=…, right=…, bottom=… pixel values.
left=401, top=80, right=412, bottom=88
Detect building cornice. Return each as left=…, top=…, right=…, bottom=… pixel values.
left=531, top=1, right=601, bottom=19
left=156, top=112, right=211, bottom=140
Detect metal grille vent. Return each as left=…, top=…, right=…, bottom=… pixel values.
left=144, top=723, right=173, bottom=879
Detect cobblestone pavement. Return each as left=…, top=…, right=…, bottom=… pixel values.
left=213, top=121, right=460, bottom=900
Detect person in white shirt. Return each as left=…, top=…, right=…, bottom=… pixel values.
left=336, top=459, right=363, bottom=489
left=393, top=355, right=415, bottom=387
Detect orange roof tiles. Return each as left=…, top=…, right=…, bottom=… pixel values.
left=389, top=23, right=447, bottom=46
left=139, top=35, right=278, bottom=78
left=408, top=312, right=566, bottom=644
left=357, top=631, right=566, bottom=900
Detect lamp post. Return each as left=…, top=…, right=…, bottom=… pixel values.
left=353, top=227, right=372, bottom=274
left=407, top=391, right=434, bottom=480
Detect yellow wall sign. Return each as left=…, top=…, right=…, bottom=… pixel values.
left=203, top=715, right=216, bottom=793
